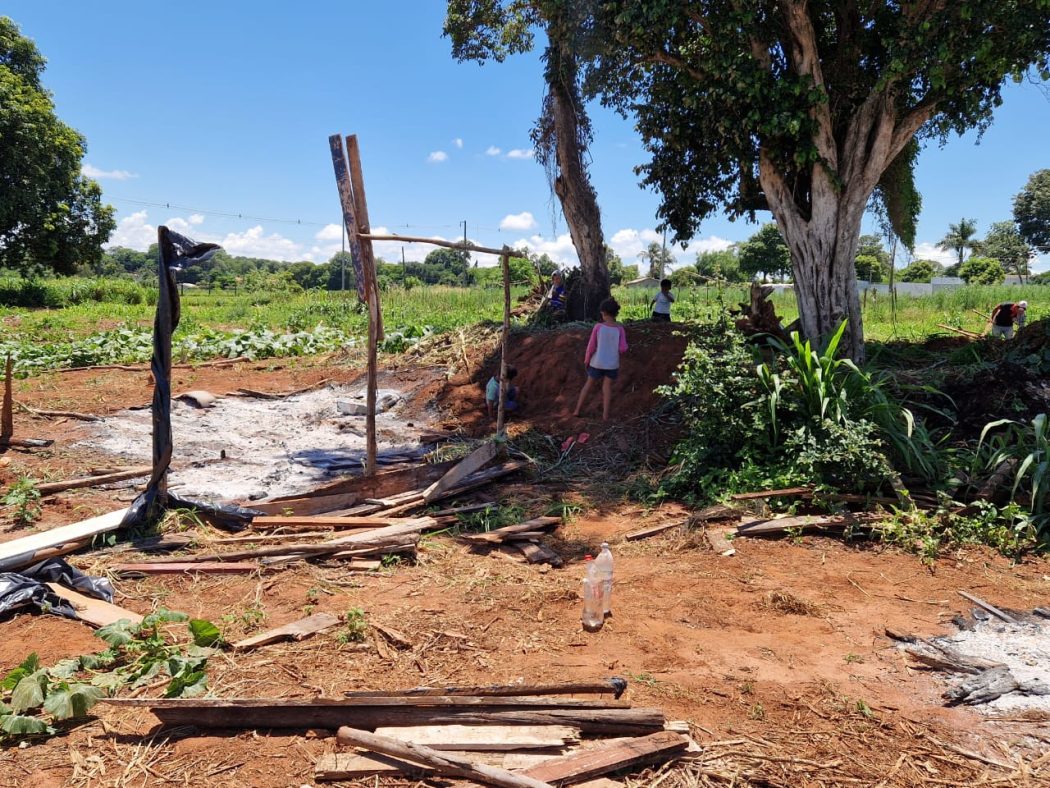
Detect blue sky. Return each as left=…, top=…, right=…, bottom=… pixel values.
left=7, top=2, right=1050, bottom=270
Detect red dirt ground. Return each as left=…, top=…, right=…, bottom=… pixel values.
left=0, top=336, right=1048, bottom=786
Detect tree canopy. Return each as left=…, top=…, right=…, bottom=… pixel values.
left=978, top=220, right=1033, bottom=280
left=0, top=17, right=114, bottom=274
left=738, top=223, right=791, bottom=281
left=1014, top=169, right=1050, bottom=254
left=959, top=255, right=1005, bottom=285
left=938, top=218, right=979, bottom=268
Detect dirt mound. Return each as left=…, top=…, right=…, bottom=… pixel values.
left=429, top=321, right=690, bottom=435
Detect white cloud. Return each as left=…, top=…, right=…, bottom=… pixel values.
left=508, top=233, right=578, bottom=268
left=506, top=148, right=534, bottom=160
left=107, top=210, right=156, bottom=249
left=427, top=150, right=448, bottom=163
left=188, top=214, right=205, bottom=225
left=499, top=211, right=537, bottom=231
left=485, top=146, right=501, bottom=156
left=912, top=241, right=958, bottom=266
left=453, top=138, right=464, bottom=149
left=608, top=228, right=734, bottom=270
left=81, top=163, right=138, bottom=180
left=217, top=225, right=303, bottom=261
left=315, top=223, right=344, bottom=242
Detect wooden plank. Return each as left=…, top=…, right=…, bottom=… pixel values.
left=624, top=521, right=686, bottom=542
left=111, top=561, right=259, bottom=575
left=263, top=460, right=456, bottom=503
left=340, top=678, right=628, bottom=699
left=422, top=442, right=499, bottom=503
left=957, top=591, right=1018, bottom=624
left=730, top=486, right=812, bottom=501
left=515, top=542, right=563, bottom=567
left=244, top=492, right=359, bottom=517
left=0, top=508, right=129, bottom=572
left=102, top=699, right=665, bottom=735
left=371, top=724, right=579, bottom=752
left=250, top=515, right=415, bottom=529
left=522, top=732, right=688, bottom=785
left=46, top=583, right=143, bottom=628
left=1, top=355, right=12, bottom=439
left=108, top=696, right=628, bottom=709
left=36, top=466, right=152, bottom=496
left=232, top=612, right=340, bottom=651
left=733, top=515, right=859, bottom=537
left=315, top=750, right=545, bottom=781
left=334, top=726, right=554, bottom=788
left=459, top=518, right=561, bottom=544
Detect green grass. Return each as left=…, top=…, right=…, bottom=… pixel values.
left=1, top=277, right=1047, bottom=375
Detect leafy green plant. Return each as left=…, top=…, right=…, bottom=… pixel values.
left=972, top=414, right=1050, bottom=543
left=338, top=608, right=368, bottom=644
left=3, top=476, right=41, bottom=525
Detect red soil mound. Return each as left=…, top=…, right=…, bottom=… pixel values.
left=433, top=320, right=690, bottom=435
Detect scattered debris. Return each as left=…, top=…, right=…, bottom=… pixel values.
left=232, top=612, right=340, bottom=651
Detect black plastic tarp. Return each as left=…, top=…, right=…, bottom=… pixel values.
left=0, top=558, right=113, bottom=620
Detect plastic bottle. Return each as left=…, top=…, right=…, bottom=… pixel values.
left=594, top=542, right=614, bottom=617
left=581, top=556, right=604, bottom=632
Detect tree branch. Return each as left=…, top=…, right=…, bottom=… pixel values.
left=646, top=49, right=705, bottom=82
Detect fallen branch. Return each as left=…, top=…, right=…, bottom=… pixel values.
left=18, top=404, right=102, bottom=422
left=36, top=466, right=152, bottom=496
left=957, top=590, right=1017, bottom=624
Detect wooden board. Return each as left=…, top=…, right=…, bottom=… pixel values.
left=522, top=731, right=688, bottom=784
left=0, top=508, right=128, bottom=572
left=36, top=467, right=152, bottom=496
left=111, top=561, right=259, bottom=575
left=459, top=517, right=561, bottom=544
left=102, top=698, right=665, bottom=735
left=46, top=583, right=143, bottom=628
left=233, top=612, right=340, bottom=650
left=264, top=460, right=457, bottom=502
left=734, top=515, right=858, bottom=537
left=624, top=521, right=686, bottom=542
left=249, top=492, right=359, bottom=517
left=315, top=750, right=552, bottom=780
left=251, top=515, right=421, bottom=529
left=371, top=724, right=579, bottom=752
left=422, top=442, right=499, bottom=503
left=515, top=541, right=563, bottom=567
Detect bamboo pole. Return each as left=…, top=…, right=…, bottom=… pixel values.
left=496, top=248, right=511, bottom=436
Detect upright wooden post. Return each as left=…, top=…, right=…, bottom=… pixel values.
left=496, top=248, right=511, bottom=436
left=1, top=355, right=13, bottom=441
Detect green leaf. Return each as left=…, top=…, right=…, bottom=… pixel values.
left=164, top=671, right=207, bottom=698
left=10, top=671, right=48, bottom=713
left=188, top=619, right=223, bottom=648
left=95, top=619, right=137, bottom=647
left=0, top=713, right=53, bottom=737
left=141, top=608, right=189, bottom=629
left=42, top=684, right=104, bottom=720
left=48, top=657, right=84, bottom=680
left=2, top=653, right=41, bottom=690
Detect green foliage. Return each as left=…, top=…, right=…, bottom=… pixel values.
left=694, top=248, right=744, bottom=283
left=638, top=242, right=674, bottom=280
left=959, top=256, right=1005, bottom=285
left=873, top=139, right=922, bottom=249
left=338, top=608, right=368, bottom=644
left=938, top=219, right=980, bottom=268
left=973, top=414, right=1050, bottom=543
left=855, top=255, right=885, bottom=283
left=3, top=476, right=41, bottom=525
left=0, top=17, right=115, bottom=275
left=737, top=224, right=791, bottom=281
left=0, top=610, right=217, bottom=742
left=1013, top=169, right=1050, bottom=254
left=898, top=260, right=936, bottom=284
left=978, top=221, right=1034, bottom=279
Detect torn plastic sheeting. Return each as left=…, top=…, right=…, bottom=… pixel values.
left=0, top=558, right=113, bottom=620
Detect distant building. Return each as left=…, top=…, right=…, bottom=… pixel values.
left=625, top=276, right=661, bottom=288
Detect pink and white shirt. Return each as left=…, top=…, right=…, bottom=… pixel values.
left=586, top=323, right=628, bottom=370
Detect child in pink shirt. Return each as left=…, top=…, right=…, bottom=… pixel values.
left=573, top=298, right=628, bottom=421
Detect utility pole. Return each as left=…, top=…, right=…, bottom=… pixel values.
left=661, top=225, right=668, bottom=280
left=401, top=246, right=406, bottom=284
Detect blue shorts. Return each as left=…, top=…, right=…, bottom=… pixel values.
left=587, top=366, right=618, bottom=381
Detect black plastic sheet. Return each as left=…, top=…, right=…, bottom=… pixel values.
left=0, top=558, right=113, bottom=620
left=118, top=228, right=259, bottom=533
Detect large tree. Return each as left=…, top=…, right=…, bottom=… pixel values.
left=0, top=17, right=113, bottom=274
left=738, top=223, right=791, bottom=281
left=590, top=2, right=1050, bottom=360
left=1014, top=169, right=1050, bottom=254
left=937, top=218, right=979, bottom=268
left=444, top=1, right=610, bottom=318
left=979, top=220, right=1033, bottom=281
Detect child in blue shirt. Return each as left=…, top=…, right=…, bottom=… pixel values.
left=485, top=366, right=519, bottom=419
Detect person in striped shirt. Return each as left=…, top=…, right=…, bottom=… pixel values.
left=573, top=297, right=628, bottom=421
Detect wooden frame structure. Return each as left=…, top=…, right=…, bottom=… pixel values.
left=329, top=135, right=526, bottom=472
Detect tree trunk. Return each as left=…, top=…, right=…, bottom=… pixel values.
left=547, top=47, right=608, bottom=321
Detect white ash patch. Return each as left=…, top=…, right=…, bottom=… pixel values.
left=78, top=385, right=428, bottom=502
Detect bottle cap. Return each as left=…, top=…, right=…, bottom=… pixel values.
left=583, top=555, right=593, bottom=561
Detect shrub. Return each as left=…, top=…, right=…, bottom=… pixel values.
left=959, top=256, right=1005, bottom=285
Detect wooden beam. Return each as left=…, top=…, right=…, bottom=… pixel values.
left=232, top=612, right=340, bottom=650
left=111, top=561, right=260, bottom=576
left=0, top=508, right=128, bottom=572
left=497, top=248, right=513, bottom=435
left=102, top=698, right=665, bottom=735
left=46, top=583, right=143, bottom=628
left=371, top=724, right=579, bottom=752
left=521, top=732, right=689, bottom=785
left=422, top=442, right=499, bottom=503
left=250, top=515, right=410, bottom=529
left=730, top=487, right=812, bottom=500
left=327, top=134, right=367, bottom=304
left=341, top=678, right=628, bottom=699
left=2, top=355, right=12, bottom=440
left=360, top=233, right=526, bottom=259
left=316, top=751, right=544, bottom=781
left=957, top=591, right=1018, bottom=624
left=624, top=521, right=687, bottom=542
left=36, top=466, right=152, bottom=496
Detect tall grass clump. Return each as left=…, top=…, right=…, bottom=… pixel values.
left=0, top=276, right=151, bottom=308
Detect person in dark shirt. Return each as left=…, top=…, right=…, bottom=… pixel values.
left=989, top=300, right=1027, bottom=339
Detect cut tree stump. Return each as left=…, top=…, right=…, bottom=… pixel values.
left=232, top=612, right=341, bottom=651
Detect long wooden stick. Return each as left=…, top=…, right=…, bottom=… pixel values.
left=497, top=249, right=510, bottom=436
left=335, top=726, right=553, bottom=788
left=2, top=355, right=12, bottom=440
left=36, top=466, right=153, bottom=496
left=56, top=356, right=249, bottom=374
left=360, top=234, right=526, bottom=259
left=341, top=678, right=628, bottom=699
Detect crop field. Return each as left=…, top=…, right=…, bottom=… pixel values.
left=0, top=276, right=1048, bottom=374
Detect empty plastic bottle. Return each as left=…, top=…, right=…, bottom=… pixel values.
left=594, top=542, right=614, bottom=617
left=581, top=556, right=604, bottom=632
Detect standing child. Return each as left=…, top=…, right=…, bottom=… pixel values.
left=650, top=278, right=675, bottom=322
left=573, top=298, right=628, bottom=421
left=485, top=366, right=519, bottom=419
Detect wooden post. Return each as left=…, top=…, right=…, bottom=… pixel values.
left=1, top=355, right=12, bottom=441
left=346, top=135, right=381, bottom=477
left=496, top=248, right=511, bottom=436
